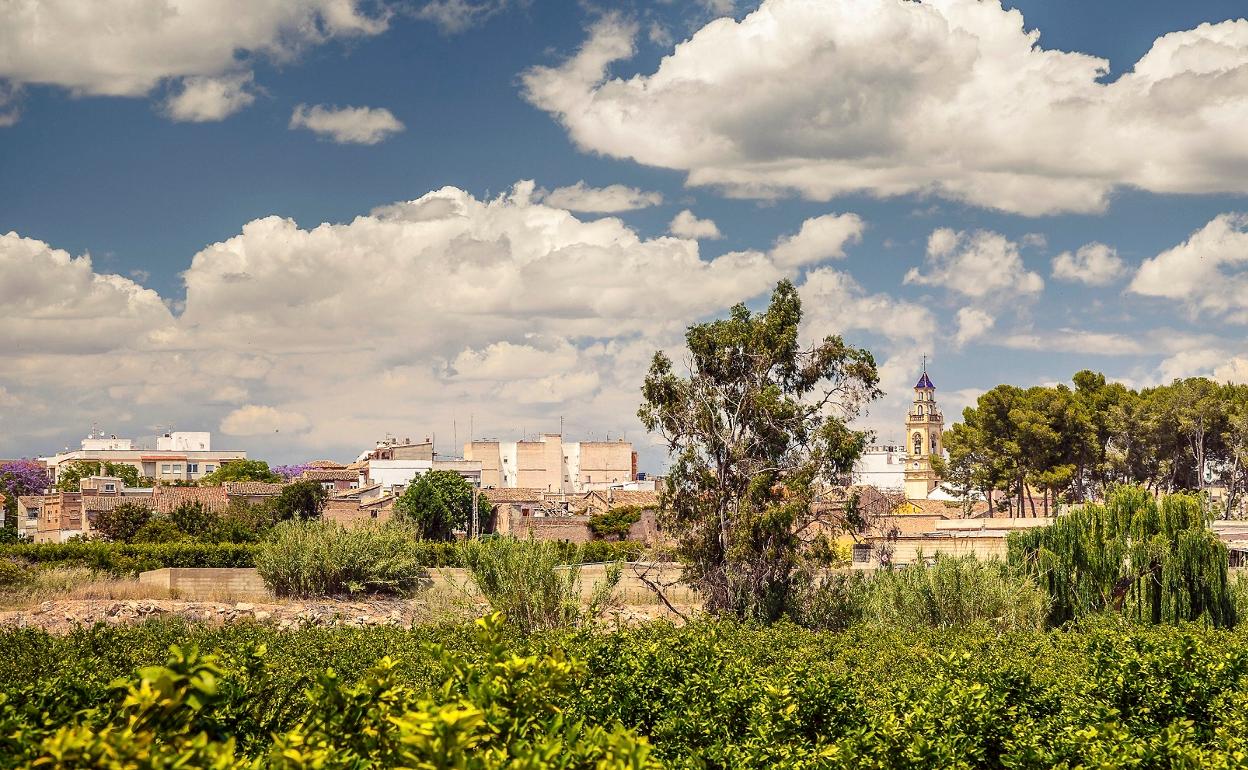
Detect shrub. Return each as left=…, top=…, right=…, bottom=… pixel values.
left=865, top=553, right=1049, bottom=631
left=11, top=615, right=656, bottom=770
left=789, top=570, right=871, bottom=631
left=0, top=541, right=259, bottom=575
left=130, top=517, right=188, bottom=544
left=93, top=501, right=152, bottom=542
left=588, top=506, right=644, bottom=540
left=255, top=520, right=431, bottom=597
left=0, top=558, right=30, bottom=590
left=459, top=538, right=621, bottom=632
left=0, top=538, right=643, bottom=576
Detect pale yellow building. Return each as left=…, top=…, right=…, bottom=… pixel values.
left=903, top=366, right=943, bottom=500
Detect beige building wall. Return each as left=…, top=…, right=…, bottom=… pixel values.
left=577, top=442, right=633, bottom=488
left=464, top=441, right=503, bottom=488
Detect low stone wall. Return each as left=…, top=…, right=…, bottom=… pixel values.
left=140, top=562, right=698, bottom=605
left=139, top=567, right=271, bottom=598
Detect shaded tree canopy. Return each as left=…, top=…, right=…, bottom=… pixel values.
left=639, top=279, right=880, bottom=621
left=94, top=502, right=153, bottom=542
left=268, top=480, right=328, bottom=522
left=55, top=460, right=141, bottom=492
left=938, top=372, right=1248, bottom=516
left=199, top=460, right=282, bottom=485
left=394, top=470, right=490, bottom=540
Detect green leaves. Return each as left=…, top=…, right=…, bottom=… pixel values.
left=639, top=279, right=880, bottom=621
left=1010, top=487, right=1234, bottom=628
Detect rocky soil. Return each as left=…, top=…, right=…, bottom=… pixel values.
left=0, top=597, right=690, bottom=634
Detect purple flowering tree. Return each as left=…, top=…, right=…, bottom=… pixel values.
left=0, top=460, right=49, bottom=499
left=271, top=464, right=312, bottom=481
left=1, top=459, right=49, bottom=532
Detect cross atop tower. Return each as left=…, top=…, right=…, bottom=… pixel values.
left=915, top=354, right=935, bottom=390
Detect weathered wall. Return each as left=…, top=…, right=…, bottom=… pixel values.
left=139, top=568, right=270, bottom=597
left=139, top=563, right=697, bottom=606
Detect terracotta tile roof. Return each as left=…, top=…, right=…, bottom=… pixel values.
left=153, top=486, right=228, bottom=514
left=600, top=490, right=659, bottom=508
left=482, top=487, right=547, bottom=504
left=84, top=495, right=153, bottom=514
left=301, top=469, right=357, bottom=481
left=329, top=484, right=380, bottom=500
left=306, top=459, right=346, bottom=469
left=17, top=495, right=43, bottom=508
left=223, top=481, right=288, bottom=496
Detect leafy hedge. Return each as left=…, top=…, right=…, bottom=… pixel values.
left=0, top=538, right=645, bottom=575
left=6, top=618, right=1248, bottom=767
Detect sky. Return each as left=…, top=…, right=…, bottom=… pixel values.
left=2, top=0, right=1248, bottom=470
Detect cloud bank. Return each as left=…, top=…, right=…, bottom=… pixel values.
left=523, top=0, right=1248, bottom=215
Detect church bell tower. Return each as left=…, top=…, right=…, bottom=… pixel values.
left=904, top=360, right=943, bottom=500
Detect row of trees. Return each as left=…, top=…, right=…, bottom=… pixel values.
left=938, top=372, right=1248, bottom=516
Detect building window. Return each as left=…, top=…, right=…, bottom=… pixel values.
left=852, top=544, right=873, bottom=563
left=172, top=465, right=183, bottom=473
left=205, top=464, right=215, bottom=473
left=187, top=463, right=198, bottom=474
left=103, top=483, right=115, bottom=492
left=161, top=464, right=172, bottom=474
left=930, top=435, right=938, bottom=454
left=913, top=433, right=922, bottom=456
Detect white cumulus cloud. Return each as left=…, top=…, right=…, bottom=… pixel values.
left=164, top=73, right=256, bottom=122
left=669, top=210, right=722, bottom=239
left=953, top=308, right=995, bottom=347
left=220, top=405, right=311, bottom=436
left=289, top=104, right=406, bottom=145
left=1051, top=242, right=1127, bottom=286
left=523, top=0, right=1248, bottom=216
left=539, top=181, right=663, bottom=213
left=770, top=213, right=864, bottom=268
left=1, top=182, right=822, bottom=462
left=1129, top=213, right=1248, bottom=321
left=0, top=0, right=387, bottom=123
left=905, top=228, right=1044, bottom=300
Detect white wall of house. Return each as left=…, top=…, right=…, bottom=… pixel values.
left=852, top=445, right=907, bottom=491
left=367, top=459, right=433, bottom=489
left=156, top=432, right=212, bottom=451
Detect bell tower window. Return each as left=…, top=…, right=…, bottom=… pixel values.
left=913, top=432, right=922, bottom=456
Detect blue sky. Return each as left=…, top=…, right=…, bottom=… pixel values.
left=2, top=0, right=1248, bottom=468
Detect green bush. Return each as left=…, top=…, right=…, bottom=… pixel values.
left=588, top=506, right=644, bottom=540
left=864, top=553, right=1050, bottom=631
left=12, top=619, right=1248, bottom=767
left=0, top=541, right=259, bottom=575
left=0, top=538, right=646, bottom=577
left=255, top=520, right=432, bottom=597
left=0, top=558, right=30, bottom=589
left=12, top=615, right=655, bottom=769
left=459, top=538, right=621, bottom=632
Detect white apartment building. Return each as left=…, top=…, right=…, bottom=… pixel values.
left=852, top=443, right=908, bottom=491
left=464, top=434, right=635, bottom=492
left=42, top=430, right=247, bottom=484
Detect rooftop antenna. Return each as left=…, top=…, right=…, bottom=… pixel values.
left=921, top=353, right=927, bottom=375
